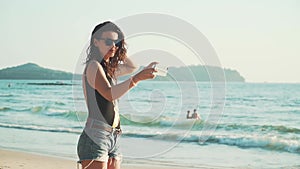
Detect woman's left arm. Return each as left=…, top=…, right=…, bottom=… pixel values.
left=115, top=56, right=139, bottom=77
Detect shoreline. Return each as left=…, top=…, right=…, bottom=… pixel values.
left=0, top=148, right=220, bottom=169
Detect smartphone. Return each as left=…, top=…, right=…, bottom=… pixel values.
left=154, top=64, right=168, bottom=76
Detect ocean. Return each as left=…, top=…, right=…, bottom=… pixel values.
left=0, top=80, right=299, bottom=168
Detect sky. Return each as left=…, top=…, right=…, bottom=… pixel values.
left=0, top=0, right=299, bottom=83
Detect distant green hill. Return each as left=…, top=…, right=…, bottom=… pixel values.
left=0, top=63, right=245, bottom=82
left=0, top=63, right=80, bottom=80
left=121, top=65, right=245, bottom=82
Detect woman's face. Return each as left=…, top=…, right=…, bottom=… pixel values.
left=93, top=31, right=119, bottom=62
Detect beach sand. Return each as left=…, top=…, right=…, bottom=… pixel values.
left=0, top=149, right=217, bottom=169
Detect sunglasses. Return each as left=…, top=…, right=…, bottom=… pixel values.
left=97, top=38, right=121, bottom=46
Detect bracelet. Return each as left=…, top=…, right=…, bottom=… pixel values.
left=130, top=76, right=137, bottom=87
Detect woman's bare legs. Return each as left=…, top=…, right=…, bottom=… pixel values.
left=80, top=158, right=120, bottom=169
left=108, top=158, right=121, bottom=169
left=81, top=160, right=107, bottom=169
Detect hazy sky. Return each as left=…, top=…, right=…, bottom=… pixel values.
left=0, top=0, right=299, bottom=82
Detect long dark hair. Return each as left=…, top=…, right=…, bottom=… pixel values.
left=85, top=21, right=127, bottom=79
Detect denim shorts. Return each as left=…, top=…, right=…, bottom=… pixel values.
left=77, top=119, right=122, bottom=163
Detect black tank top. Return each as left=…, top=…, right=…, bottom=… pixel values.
left=84, top=62, right=120, bottom=128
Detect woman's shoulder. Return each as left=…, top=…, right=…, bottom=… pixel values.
left=85, top=60, right=105, bottom=75
left=86, top=60, right=103, bottom=70
left=86, top=59, right=101, bottom=66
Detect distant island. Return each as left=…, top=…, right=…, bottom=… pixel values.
left=0, top=63, right=245, bottom=82
left=0, top=63, right=80, bottom=80
left=152, top=65, right=245, bottom=82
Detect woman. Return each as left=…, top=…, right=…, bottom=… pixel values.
left=77, top=21, right=157, bottom=169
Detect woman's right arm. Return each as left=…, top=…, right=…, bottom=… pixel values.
left=86, top=61, right=157, bottom=102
